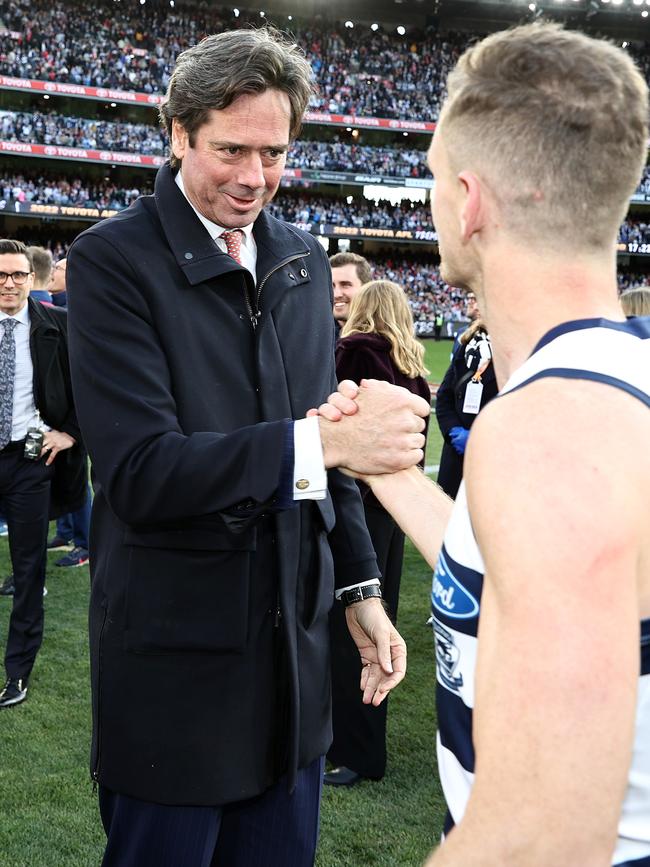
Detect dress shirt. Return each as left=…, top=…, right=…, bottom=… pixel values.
left=174, top=169, right=328, bottom=503
left=175, top=171, right=257, bottom=279
left=0, top=303, right=48, bottom=439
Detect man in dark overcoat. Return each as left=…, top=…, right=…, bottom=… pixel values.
left=66, top=28, right=428, bottom=867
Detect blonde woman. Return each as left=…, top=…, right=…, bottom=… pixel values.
left=325, top=279, right=431, bottom=788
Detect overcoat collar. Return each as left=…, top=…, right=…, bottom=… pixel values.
left=153, top=164, right=310, bottom=288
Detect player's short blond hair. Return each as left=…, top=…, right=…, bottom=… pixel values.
left=439, top=23, right=648, bottom=251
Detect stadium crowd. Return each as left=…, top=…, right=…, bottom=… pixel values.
left=287, top=139, right=428, bottom=178
left=0, top=172, right=150, bottom=209
left=268, top=191, right=433, bottom=233
left=2, top=1, right=650, bottom=125
left=619, top=218, right=650, bottom=247
left=0, top=110, right=167, bottom=155
left=0, top=0, right=467, bottom=121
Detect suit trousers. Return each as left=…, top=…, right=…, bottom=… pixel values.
left=0, top=446, right=54, bottom=679
left=327, top=503, right=405, bottom=779
left=98, top=756, right=324, bottom=867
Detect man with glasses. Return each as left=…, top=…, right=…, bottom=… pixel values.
left=0, top=239, right=86, bottom=708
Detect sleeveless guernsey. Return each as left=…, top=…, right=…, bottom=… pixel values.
left=432, top=317, right=650, bottom=866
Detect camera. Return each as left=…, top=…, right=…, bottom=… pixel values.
left=24, top=428, right=44, bottom=461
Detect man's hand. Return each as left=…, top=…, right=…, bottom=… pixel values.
left=315, top=379, right=430, bottom=474
left=40, top=429, right=75, bottom=466
left=344, top=597, right=407, bottom=706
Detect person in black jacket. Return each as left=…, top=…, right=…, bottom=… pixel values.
left=66, top=29, right=427, bottom=867
left=326, top=280, right=431, bottom=787
left=435, top=317, right=498, bottom=499
left=0, top=239, right=86, bottom=709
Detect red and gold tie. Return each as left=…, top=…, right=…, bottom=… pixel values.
left=221, top=229, right=244, bottom=265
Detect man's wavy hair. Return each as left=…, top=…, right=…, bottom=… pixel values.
left=160, top=27, right=314, bottom=168
left=439, top=23, right=649, bottom=251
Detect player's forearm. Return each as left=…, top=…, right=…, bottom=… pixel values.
left=368, top=466, right=452, bottom=568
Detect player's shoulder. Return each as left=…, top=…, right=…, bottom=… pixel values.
left=466, top=376, right=649, bottom=525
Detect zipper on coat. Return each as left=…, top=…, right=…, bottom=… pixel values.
left=91, top=603, right=109, bottom=793
left=243, top=251, right=311, bottom=331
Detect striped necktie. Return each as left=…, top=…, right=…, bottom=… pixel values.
left=0, top=318, right=18, bottom=449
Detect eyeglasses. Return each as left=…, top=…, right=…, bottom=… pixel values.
left=0, top=271, right=32, bottom=285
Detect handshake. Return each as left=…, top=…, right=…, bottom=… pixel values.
left=309, top=379, right=431, bottom=478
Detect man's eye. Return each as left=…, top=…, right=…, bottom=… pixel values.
left=266, top=150, right=284, bottom=159
left=225, top=147, right=240, bottom=156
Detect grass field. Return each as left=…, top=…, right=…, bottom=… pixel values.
left=0, top=339, right=452, bottom=867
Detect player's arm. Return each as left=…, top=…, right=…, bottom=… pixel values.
left=369, top=467, right=453, bottom=569
left=426, top=381, right=642, bottom=866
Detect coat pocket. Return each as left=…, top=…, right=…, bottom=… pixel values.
left=123, top=532, right=254, bottom=655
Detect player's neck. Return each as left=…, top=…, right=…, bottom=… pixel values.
left=479, top=245, right=624, bottom=387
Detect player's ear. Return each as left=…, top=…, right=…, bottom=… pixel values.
left=457, top=171, right=484, bottom=242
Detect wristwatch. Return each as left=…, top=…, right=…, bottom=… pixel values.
left=340, top=584, right=383, bottom=607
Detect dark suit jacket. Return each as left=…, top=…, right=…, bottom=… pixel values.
left=66, top=164, right=379, bottom=806
left=27, top=297, right=86, bottom=517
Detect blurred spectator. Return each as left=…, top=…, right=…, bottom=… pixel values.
left=26, top=245, right=53, bottom=303
left=435, top=313, right=498, bottom=498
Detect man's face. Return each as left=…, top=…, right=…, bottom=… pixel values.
left=332, top=264, right=364, bottom=322
left=49, top=259, right=66, bottom=294
left=172, top=90, right=291, bottom=229
left=0, top=253, right=33, bottom=316
left=428, top=128, right=474, bottom=290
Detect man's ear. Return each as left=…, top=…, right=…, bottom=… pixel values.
left=457, top=171, right=484, bottom=243
left=171, top=118, right=188, bottom=162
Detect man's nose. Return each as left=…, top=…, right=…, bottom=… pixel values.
left=237, top=154, right=266, bottom=191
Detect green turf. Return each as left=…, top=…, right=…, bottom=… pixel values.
left=0, top=536, right=443, bottom=866
left=420, top=338, right=452, bottom=473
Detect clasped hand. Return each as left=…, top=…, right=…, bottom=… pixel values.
left=311, top=378, right=430, bottom=477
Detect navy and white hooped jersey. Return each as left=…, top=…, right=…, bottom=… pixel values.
left=432, top=317, right=650, bottom=865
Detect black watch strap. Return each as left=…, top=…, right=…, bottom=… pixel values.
left=340, top=584, right=382, bottom=607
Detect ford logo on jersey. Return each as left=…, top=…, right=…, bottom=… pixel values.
left=431, top=551, right=479, bottom=619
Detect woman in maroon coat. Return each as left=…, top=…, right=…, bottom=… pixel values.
left=326, top=279, right=431, bottom=786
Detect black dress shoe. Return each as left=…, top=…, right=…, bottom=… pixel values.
left=0, top=677, right=28, bottom=708
left=0, top=575, right=14, bottom=596
left=323, top=766, right=364, bottom=787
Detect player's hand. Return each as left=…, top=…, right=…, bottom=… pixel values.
left=306, top=380, right=360, bottom=421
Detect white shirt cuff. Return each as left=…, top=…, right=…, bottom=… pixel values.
left=334, top=579, right=381, bottom=600
left=293, top=417, right=327, bottom=501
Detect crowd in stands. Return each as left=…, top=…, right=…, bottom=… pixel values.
left=0, top=172, right=150, bottom=209
left=0, top=110, right=166, bottom=155
left=268, top=191, right=433, bottom=233
left=619, top=218, right=650, bottom=247
left=0, top=0, right=465, bottom=121
left=288, top=139, right=428, bottom=178
left=635, top=165, right=650, bottom=197
left=1, top=0, right=650, bottom=126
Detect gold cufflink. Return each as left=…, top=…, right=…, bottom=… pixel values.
left=295, top=479, right=310, bottom=490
